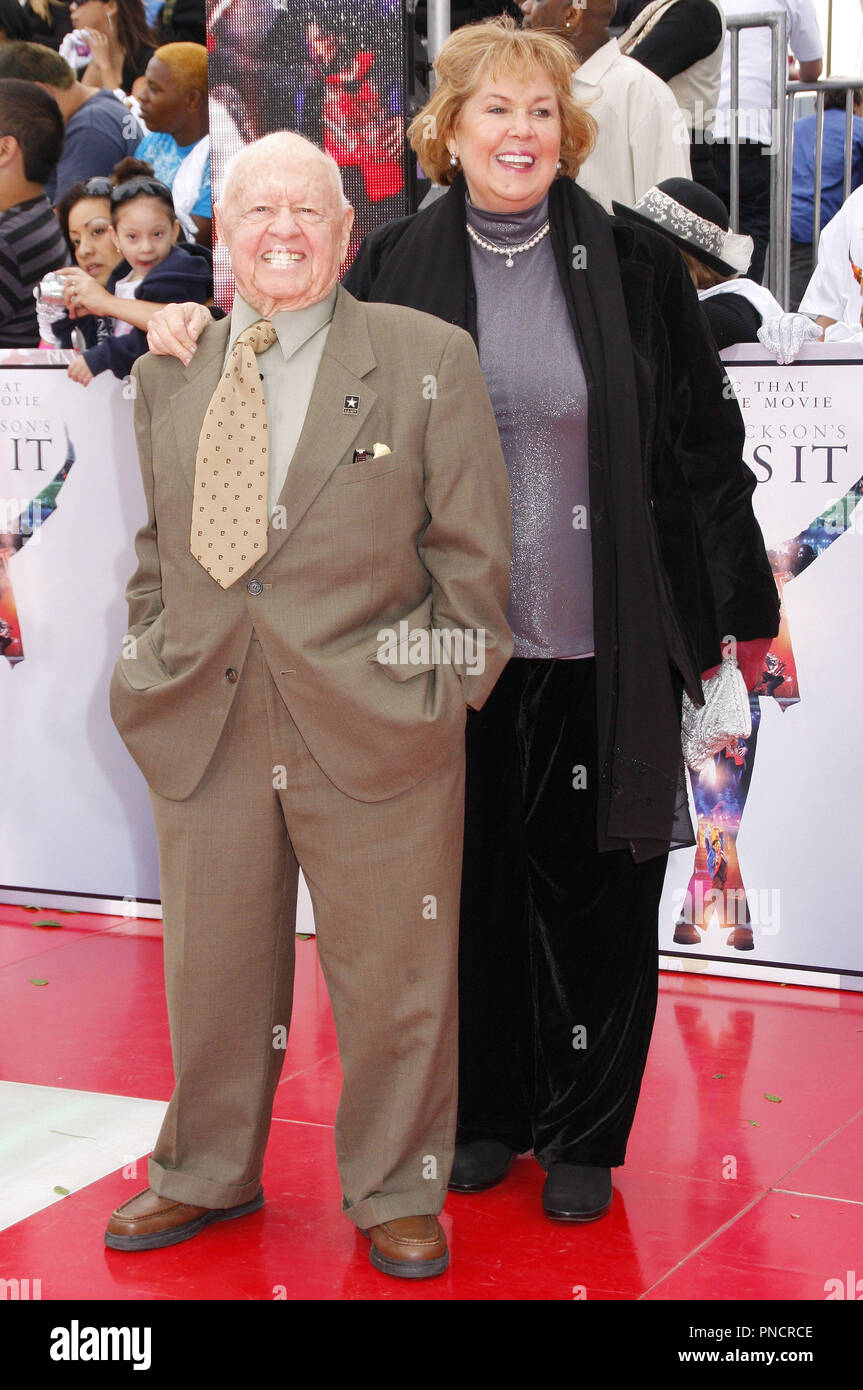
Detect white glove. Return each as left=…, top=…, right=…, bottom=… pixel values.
left=757, top=313, right=822, bottom=364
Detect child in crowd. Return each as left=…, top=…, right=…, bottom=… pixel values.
left=59, top=155, right=212, bottom=385
left=613, top=178, right=782, bottom=351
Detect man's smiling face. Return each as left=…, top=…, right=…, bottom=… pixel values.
left=216, top=139, right=354, bottom=317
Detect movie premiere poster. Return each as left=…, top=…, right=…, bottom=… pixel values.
left=659, top=344, right=863, bottom=989
left=0, top=360, right=318, bottom=931
left=0, top=363, right=160, bottom=906
left=207, top=0, right=411, bottom=306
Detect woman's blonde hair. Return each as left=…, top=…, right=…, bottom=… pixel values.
left=407, top=16, right=595, bottom=186
left=27, top=0, right=63, bottom=21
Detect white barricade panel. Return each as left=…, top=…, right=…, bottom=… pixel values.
left=660, top=344, right=863, bottom=987
left=0, top=364, right=160, bottom=905
left=3, top=347, right=858, bottom=968
left=0, top=359, right=317, bottom=933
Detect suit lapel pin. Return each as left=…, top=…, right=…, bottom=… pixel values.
left=344, top=394, right=360, bottom=414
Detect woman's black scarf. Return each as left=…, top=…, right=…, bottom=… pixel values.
left=345, top=175, right=691, bottom=861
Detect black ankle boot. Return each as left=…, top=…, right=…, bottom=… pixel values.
left=448, top=1140, right=516, bottom=1193
left=542, top=1163, right=613, bottom=1221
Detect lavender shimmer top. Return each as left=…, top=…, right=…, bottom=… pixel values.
left=466, top=194, right=594, bottom=659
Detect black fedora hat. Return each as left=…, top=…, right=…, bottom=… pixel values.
left=612, top=178, right=754, bottom=277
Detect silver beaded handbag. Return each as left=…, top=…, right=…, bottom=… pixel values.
left=681, top=655, right=752, bottom=772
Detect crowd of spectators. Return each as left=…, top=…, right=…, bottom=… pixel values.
left=0, top=0, right=211, bottom=368
left=0, top=0, right=859, bottom=369
left=0, top=41, right=142, bottom=202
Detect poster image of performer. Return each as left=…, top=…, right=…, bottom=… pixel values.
left=0, top=555, right=23, bottom=663
left=207, top=0, right=407, bottom=268
left=0, top=431, right=75, bottom=668
left=673, top=471, right=863, bottom=953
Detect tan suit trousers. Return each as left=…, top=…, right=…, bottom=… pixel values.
left=147, top=635, right=465, bottom=1230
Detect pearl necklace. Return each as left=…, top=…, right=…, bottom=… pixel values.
left=466, top=219, right=551, bottom=267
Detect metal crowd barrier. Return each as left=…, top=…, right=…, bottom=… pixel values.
left=426, top=0, right=450, bottom=72
left=727, top=11, right=862, bottom=309
left=784, top=79, right=862, bottom=298
left=725, top=10, right=787, bottom=305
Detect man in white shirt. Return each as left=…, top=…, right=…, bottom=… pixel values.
left=758, top=185, right=863, bottom=361
left=798, top=183, right=863, bottom=334
left=713, top=0, right=823, bottom=283
left=520, top=0, right=690, bottom=212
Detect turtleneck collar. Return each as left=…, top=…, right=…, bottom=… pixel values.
left=465, top=191, right=550, bottom=245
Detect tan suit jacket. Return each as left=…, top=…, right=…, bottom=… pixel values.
left=110, top=286, right=513, bottom=802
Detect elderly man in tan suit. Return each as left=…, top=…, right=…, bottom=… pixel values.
left=104, top=131, right=512, bottom=1279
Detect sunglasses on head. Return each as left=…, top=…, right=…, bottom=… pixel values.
left=111, top=176, right=175, bottom=208
left=82, top=176, right=113, bottom=198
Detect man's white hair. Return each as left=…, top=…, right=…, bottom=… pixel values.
left=220, top=131, right=350, bottom=211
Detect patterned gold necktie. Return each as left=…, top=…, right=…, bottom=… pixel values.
left=191, top=317, right=278, bottom=588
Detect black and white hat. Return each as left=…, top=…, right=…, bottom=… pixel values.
left=612, top=178, right=754, bottom=277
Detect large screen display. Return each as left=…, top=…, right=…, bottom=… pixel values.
left=207, top=0, right=412, bottom=305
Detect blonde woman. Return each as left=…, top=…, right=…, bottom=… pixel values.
left=344, top=16, right=778, bottom=1221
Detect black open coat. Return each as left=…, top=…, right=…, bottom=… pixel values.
left=343, top=175, right=779, bottom=859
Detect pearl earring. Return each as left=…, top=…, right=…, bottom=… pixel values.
left=449, top=153, right=458, bottom=166
left=556, top=160, right=562, bottom=170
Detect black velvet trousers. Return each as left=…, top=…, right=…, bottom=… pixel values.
left=456, top=658, right=668, bottom=1169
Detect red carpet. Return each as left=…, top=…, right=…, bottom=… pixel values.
left=1, top=902, right=861, bottom=1301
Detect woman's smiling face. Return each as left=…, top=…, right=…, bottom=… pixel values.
left=449, top=71, right=562, bottom=214
left=67, top=196, right=121, bottom=284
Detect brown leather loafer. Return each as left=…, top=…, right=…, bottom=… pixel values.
left=673, top=920, right=701, bottom=945
left=361, top=1214, right=449, bottom=1279
left=104, top=1186, right=264, bottom=1251
left=728, top=926, right=755, bottom=951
